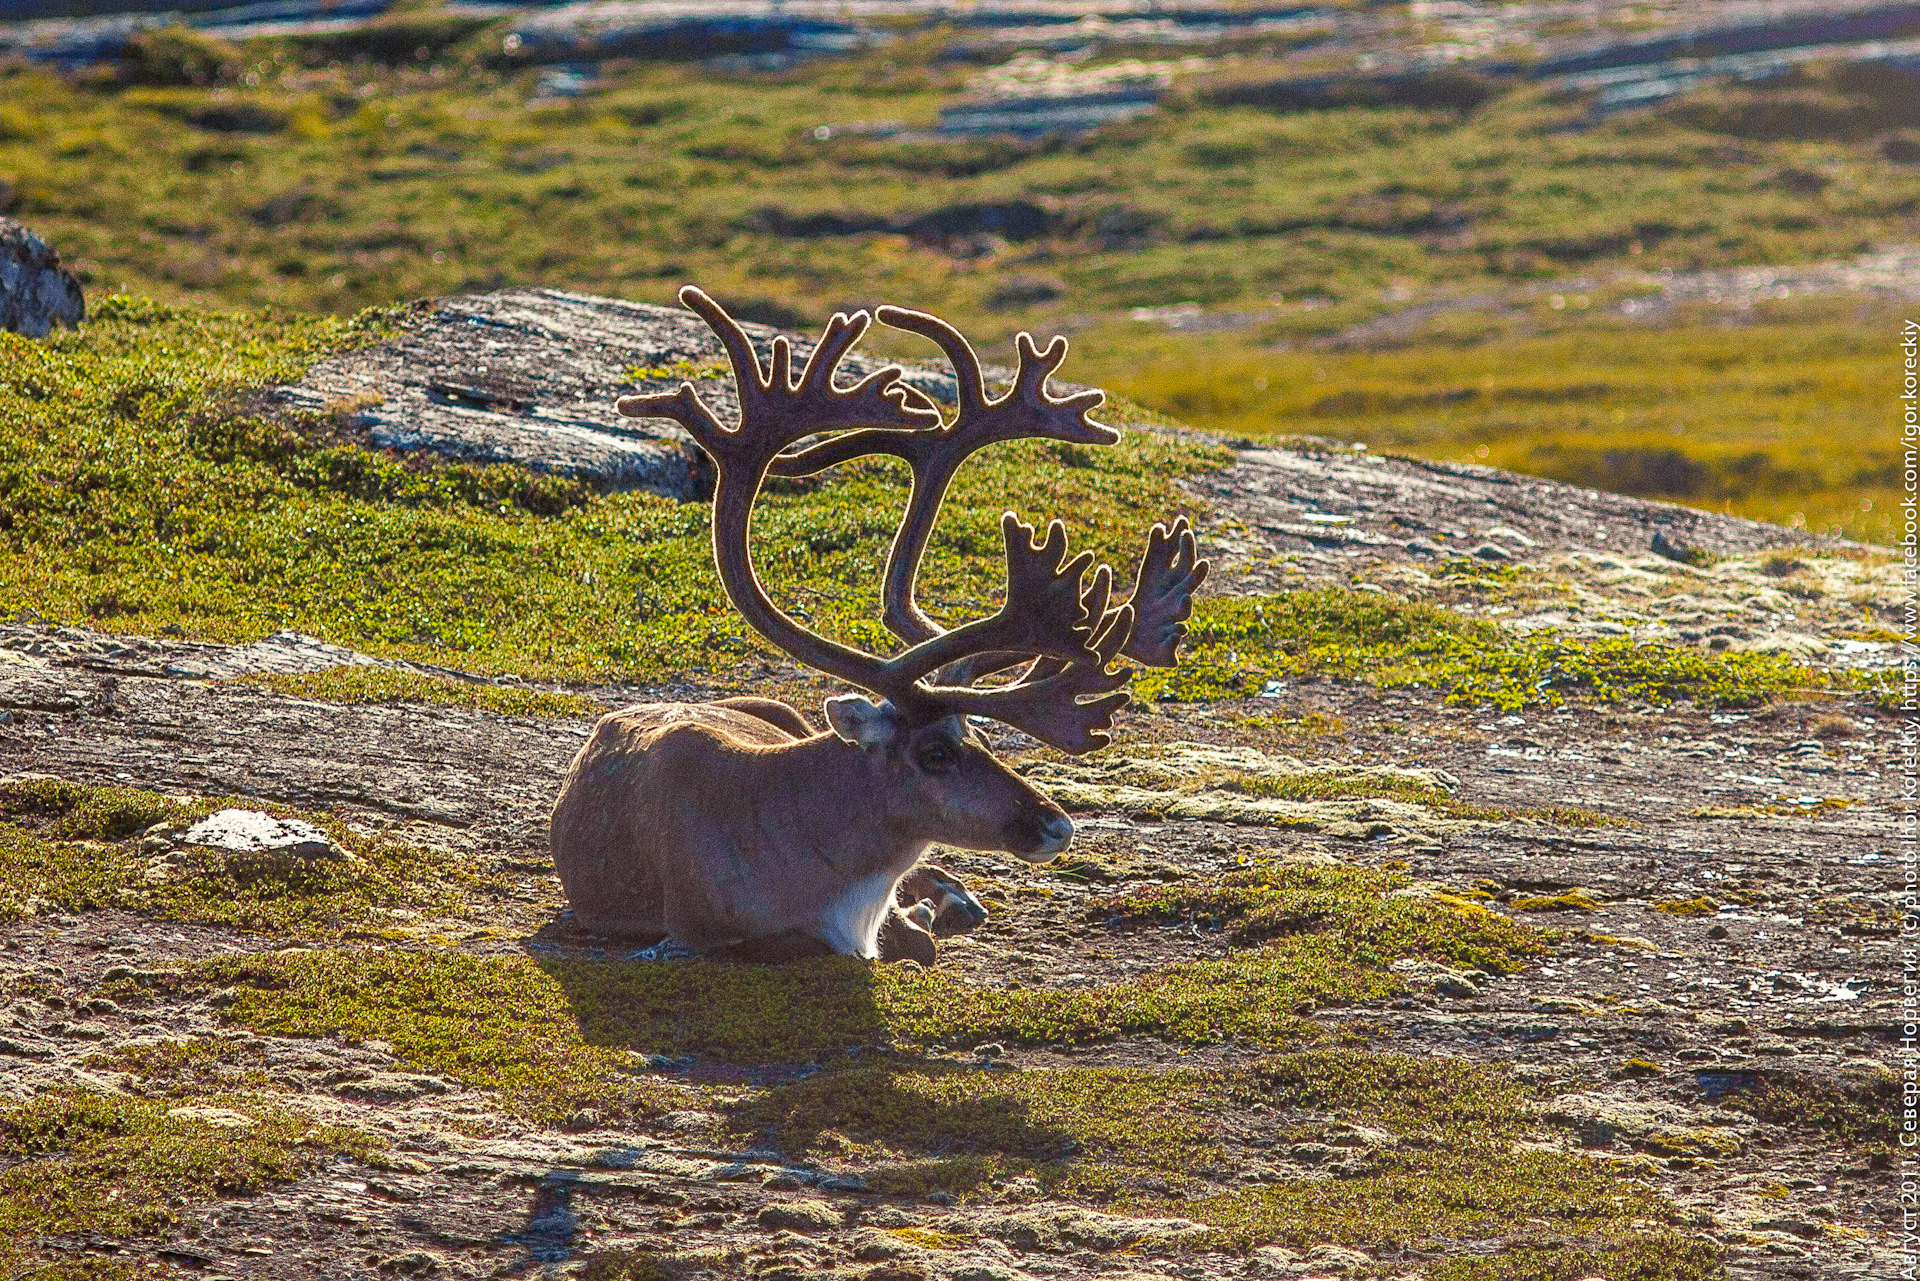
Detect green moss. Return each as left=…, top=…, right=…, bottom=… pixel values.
left=0, top=781, right=492, bottom=934
left=581, top=1248, right=706, bottom=1281
left=231, top=666, right=601, bottom=718
left=0, top=777, right=189, bottom=841
left=1220, top=769, right=1623, bottom=828
left=1135, top=589, right=1841, bottom=711
left=726, top=1052, right=1705, bottom=1272
left=1653, top=896, right=1718, bottom=917
left=0, top=1090, right=381, bottom=1278
left=1509, top=890, right=1602, bottom=912
left=188, top=863, right=1551, bottom=1079
left=1719, top=1065, right=1895, bottom=1153
left=189, top=949, right=725, bottom=1121
left=1100, top=863, right=1552, bottom=974
left=0, top=303, right=1223, bottom=684
left=1427, top=1234, right=1722, bottom=1281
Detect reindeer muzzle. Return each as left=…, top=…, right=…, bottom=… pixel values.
left=1008, top=812, right=1074, bottom=863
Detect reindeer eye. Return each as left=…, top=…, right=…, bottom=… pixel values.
left=915, top=741, right=958, bottom=773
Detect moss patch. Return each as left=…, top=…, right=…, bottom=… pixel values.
left=231, top=666, right=602, bottom=718
left=1100, top=862, right=1553, bottom=974
left=0, top=302, right=1224, bottom=685
left=1021, top=741, right=1622, bottom=834
left=1135, top=589, right=1845, bottom=711
left=1719, top=1065, right=1895, bottom=1155
left=726, top=1051, right=1704, bottom=1273
left=180, top=865, right=1547, bottom=1099
left=0, top=780, right=492, bottom=934
left=0, top=1090, right=381, bottom=1278
left=175, top=949, right=694, bottom=1123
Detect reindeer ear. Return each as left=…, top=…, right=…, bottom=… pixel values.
left=824, top=695, right=901, bottom=749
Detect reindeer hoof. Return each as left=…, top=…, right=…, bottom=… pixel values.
left=627, top=938, right=696, bottom=962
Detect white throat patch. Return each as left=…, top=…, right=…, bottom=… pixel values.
left=820, top=871, right=898, bottom=959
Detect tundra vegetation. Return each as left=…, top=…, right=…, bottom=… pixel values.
left=0, top=13, right=1901, bottom=1278
left=0, top=18, right=1911, bottom=539
left=0, top=281, right=1896, bottom=1281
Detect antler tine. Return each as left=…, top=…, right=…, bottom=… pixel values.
left=874, top=305, right=990, bottom=415
left=679, top=284, right=768, bottom=397
left=1119, top=515, right=1210, bottom=668
left=930, top=601, right=1137, bottom=754
left=621, top=288, right=947, bottom=700
left=867, top=513, right=1103, bottom=693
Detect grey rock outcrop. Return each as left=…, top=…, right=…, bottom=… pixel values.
left=273, top=287, right=978, bottom=501
left=0, top=218, right=85, bottom=338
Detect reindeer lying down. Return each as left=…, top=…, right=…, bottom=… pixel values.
left=549, top=287, right=1207, bottom=965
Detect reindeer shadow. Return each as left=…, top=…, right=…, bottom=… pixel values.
left=521, top=914, right=1075, bottom=1198
left=522, top=913, right=891, bottom=1070
left=722, top=1059, right=1079, bottom=1167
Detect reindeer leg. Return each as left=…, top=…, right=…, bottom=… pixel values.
left=874, top=904, right=938, bottom=966
left=896, top=863, right=990, bottom=936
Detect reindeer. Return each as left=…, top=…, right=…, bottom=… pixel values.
left=548, top=287, right=1207, bottom=964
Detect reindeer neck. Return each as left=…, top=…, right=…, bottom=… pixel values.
left=736, top=732, right=925, bottom=878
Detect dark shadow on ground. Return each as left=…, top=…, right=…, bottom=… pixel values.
left=525, top=915, right=893, bottom=1065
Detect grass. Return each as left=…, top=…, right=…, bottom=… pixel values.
left=718, top=1051, right=1708, bottom=1274
left=0, top=302, right=1224, bottom=682
left=230, top=666, right=602, bottom=717
left=0, top=779, right=493, bottom=934
left=150, top=862, right=1549, bottom=1109
left=1102, top=862, right=1554, bottom=969
left=3, top=37, right=1910, bottom=343
left=1085, top=298, right=1906, bottom=545
left=0, top=1090, right=382, bottom=1279
left=1133, top=589, right=1844, bottom=711
left=0, top=30, right=1911, bottom=539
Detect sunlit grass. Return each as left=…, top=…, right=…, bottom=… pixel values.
left=1079, top=300, right=1902, bottom=545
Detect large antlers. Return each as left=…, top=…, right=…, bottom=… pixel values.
left=616, top=285, right=1208, bottom=753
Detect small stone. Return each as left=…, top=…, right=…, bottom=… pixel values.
left=1404, top=538, right=1443, bottom=556
left=0, top=218, right=85, bottom=338
left=1469, top=542, right=1511, bottom=561
left=180, top=809, right=346, bottom=862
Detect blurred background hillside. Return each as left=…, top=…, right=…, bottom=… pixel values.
left=2, top=0, right=1913, bottom=543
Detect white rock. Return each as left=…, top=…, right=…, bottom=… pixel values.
left=0, top=218, right=84, bottom=338
left=180, top=809, right=344, bottom=861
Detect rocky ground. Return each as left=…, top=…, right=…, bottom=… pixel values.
left=0, top=416, right=1900, bottom=1279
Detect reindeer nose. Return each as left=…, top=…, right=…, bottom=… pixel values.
left=1035, top=815, right=1074, bottom=858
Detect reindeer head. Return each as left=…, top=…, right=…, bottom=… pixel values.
left=617, top=287, right=1209, bottom=857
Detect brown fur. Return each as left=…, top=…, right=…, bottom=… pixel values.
left=549, top=699, right=1066, bottom=958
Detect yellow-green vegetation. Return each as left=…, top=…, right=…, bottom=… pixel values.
left=0, top=779, right=490, bottom=933
left=0, top=1090, right=382, bottom=1278
left=2, top=34, right=1908, bottom=347
left=1092, top=300, right=1903, bottom=544
left=153, top=950, right=695, bottom=1123
left=1102, top=863, right=1552, bottom=971
left=723, top=1051, right=1704, bottom=1275
left=1510, top=889, right=1603, bottom=912
left=1021, top=740, right=1622, bottom=833
left=1221, top=768, right=1622, bottom=828
left=1136, top=589, right=1846, bottom=711
left=0, top=30, right=1909, bottom=539
left=170, top=864, right=1547, bottom=1111
left=1653, top=896, right=1719, bottom=916
left=1720, top=1065, right=1896, bottom=1156
left=0, top=302, right=1223, bottom=680
left=231, top=666, right=601, bottom=718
